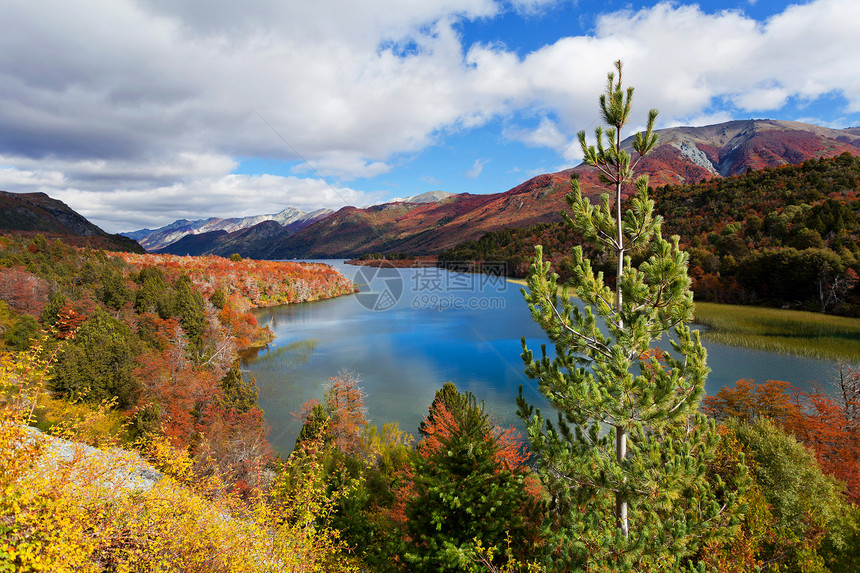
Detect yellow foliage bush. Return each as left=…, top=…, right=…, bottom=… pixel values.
left=1, top=345, right=362, bottom=572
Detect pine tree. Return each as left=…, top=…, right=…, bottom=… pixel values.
left=518, top=60, right=744, bottom=571
left=404, top=384, right=543, bottom=572
left=174, top=273, right=206, bottom=352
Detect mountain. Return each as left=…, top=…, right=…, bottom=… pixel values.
left=264, top=119, right=860, bottom=259
left=156, top=220, right=291, bottom=258
left=0, top=190, right=144, bottom=253
left=637, top=119, right=860, bottom=183
left=124, top=207, right=333, bottom=251
left=439, top=151, right=860, bottom=315
left=384, top=191, right=457, bottom=204
left=149, top=192, right=459, bottom=257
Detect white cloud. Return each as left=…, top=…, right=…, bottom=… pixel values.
left=505, top=117, right=568, bottom=148
left=663, top=111, right=736, bottom=129
left=1, top=153, right=236, bottom=184
left=504, top=117, right=582, bottom=161
left=465, top=158, right=489, bottom=178
left=50, top=174, right=385, bottom=233
left=505, top=0, right=564, bottom=16
left=732, top=86, right=791, bottom=112
left=483, top=0, right=860, bottom=142
left=581, top=0, right=860, bottom=122
left=0, top=165, right=67, bottom=188
left=0, top=0, right=511, bottom=170
left=2, top=0, right=860, bottom=232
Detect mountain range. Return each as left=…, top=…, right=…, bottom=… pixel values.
left=123, top=207, right=334, bottom=252
left=4, top=119, right=860, bottom=259
left=123, top=192, right=462, bottom=257
left=259, top=119, right=860, bottom=258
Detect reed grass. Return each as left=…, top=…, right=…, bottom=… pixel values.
left=509, top=278, right=860, bottom=362
left=693, top=302, right=860, bottom=362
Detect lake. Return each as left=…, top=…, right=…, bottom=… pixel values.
left=243, top=261, right=843, bottom=455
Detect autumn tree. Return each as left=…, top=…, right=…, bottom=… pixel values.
left=295, top=370, right=369, bottom=455
left=0, top=266, right=50, bottom=316
left=705, top=377, right=860, bottom=505
left=518, top=60, right=743, bottom=570
left=833, top=361, right=860, bottom=423
left=401, top=383, right=543, bottom=572
left=291, top=372, right=414, bottom=571
left=694, top=421, right=860, bottom=572
left=703, top=378, right=800, bottom=427
left=726, top=418, right=860, bottom=571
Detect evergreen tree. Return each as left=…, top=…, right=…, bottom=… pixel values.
left=174, top=273, right=206, bottom=351
left=219, top=360, right=259, bottom=413
left=51, top=307, right=140, bottom=408
left=518, top=60, right=744, bottom=571
left=405, top=384, right=543, bottom=572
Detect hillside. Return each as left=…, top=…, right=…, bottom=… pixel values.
left=155, top=220, right=293, bottom=259
left=0, top=190, right=144, bottom=253
left=267, top=119, right=860, bottom=258
left=0, top=233, right=355, bottom=492
left=441, top=152, right=860, bottom=315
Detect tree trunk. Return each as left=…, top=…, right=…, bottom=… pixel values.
left=613, top=131, right=629, bottom=540
left=616, top=425, right=628, bottom=538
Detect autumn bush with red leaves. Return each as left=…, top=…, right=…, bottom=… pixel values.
left=0, top=235, right=356, bottom=493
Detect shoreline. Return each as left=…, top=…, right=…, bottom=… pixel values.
left=511, top=275, right=858, bottom=362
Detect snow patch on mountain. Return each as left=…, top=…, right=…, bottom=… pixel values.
left=123, top=207, right=333, bottom=252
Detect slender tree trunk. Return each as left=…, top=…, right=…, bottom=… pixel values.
left=613, top=128, right=629, bottom=539
left=616, top=425, right=628, bottom=538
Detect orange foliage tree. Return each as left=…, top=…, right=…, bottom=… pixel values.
left=704, top=377, right=860, bottom=504
left=294, top=370, right=369, bottom=455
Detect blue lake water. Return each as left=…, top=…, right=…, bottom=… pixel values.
left=243, top=261, right=843, bottom=455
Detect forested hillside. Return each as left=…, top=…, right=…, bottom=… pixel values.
left=0, top=234, right=354, bottom=485
left=2, top=233, right=860, bottom=570
left=0, top=191, right=145, bottom=253
left=441, top=152, right=860, bottom=315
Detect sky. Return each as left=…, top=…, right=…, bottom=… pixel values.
left=2, top=0, right=860, bottom=233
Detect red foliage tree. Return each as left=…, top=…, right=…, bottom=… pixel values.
left=0, top=266, right=50, bottom=316
left=705, top=378, right=860, bottom=503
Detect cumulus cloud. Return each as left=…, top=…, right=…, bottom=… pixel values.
left=568, top=0, right=860, bottom=125
left=50, top=174, right=385, bottom=233
left=504, top=117, right=581, bottom=160
left=1, top=0, right=858, bottom=231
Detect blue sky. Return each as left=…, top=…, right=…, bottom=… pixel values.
left=1, top=0, right=858, bottom=233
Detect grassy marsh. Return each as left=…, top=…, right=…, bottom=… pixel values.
left=693, top=302, right=860, bottom=362
left=508, top=278, right=860, bottom=362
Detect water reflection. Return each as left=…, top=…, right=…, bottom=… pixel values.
left=244, top=261, right=843, bottom=455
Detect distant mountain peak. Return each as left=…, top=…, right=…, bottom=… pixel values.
left=123, top=206, right=334, bottom=252
left=383, top=191, right=456, bottom=205
left=623, top=118, right=860, bottom=184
